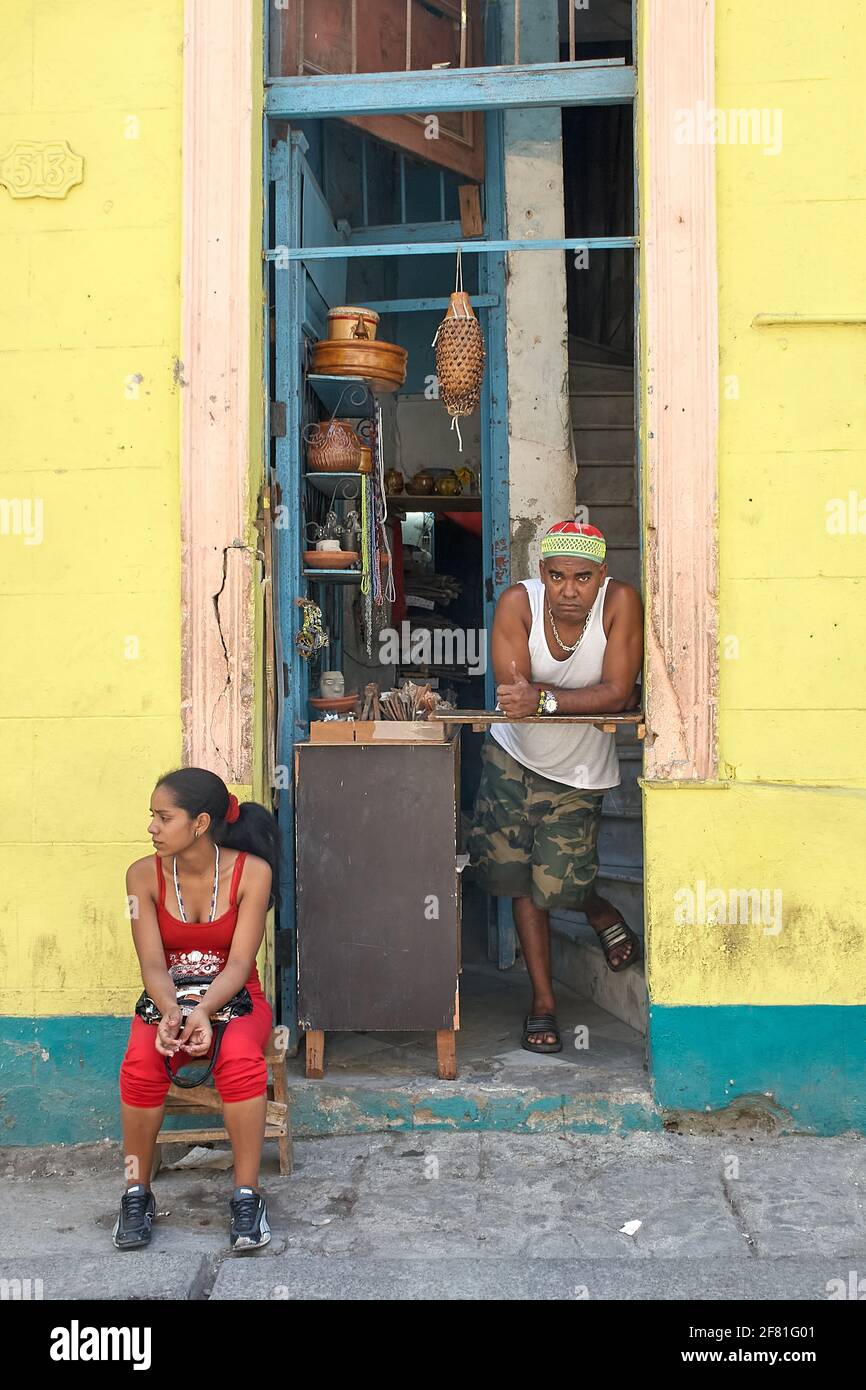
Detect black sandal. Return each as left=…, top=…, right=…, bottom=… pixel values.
left=521, top=1013, right=563, bottom=1054
left=596, top=918, right=641, bottom=973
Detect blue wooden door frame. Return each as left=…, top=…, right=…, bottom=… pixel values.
left=264, top=28, right=639, bottom=1024
left=267, top=127, right=518, bottom=1034
left=269, top=134, right=306, bottom=1047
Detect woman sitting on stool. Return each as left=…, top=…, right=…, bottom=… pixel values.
left=115, top=767, right=279, bottom=1253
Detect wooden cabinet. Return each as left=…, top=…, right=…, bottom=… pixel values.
left=294, top=725, right=462, bottom=1076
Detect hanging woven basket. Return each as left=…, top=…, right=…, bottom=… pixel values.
left=433, top=254, right=485, bottom=450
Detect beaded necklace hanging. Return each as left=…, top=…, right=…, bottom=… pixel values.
left=173, top=844, right=220, bottom=924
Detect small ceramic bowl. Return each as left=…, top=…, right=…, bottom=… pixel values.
left=410, top=472, right=435, bottom=495
left=434, top=474, right=462, bottom=496
left=303, top=550, right=359, bottom=570
left=309, top=693, right=360, bottom=713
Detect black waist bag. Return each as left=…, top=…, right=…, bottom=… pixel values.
left=135, top=974, right=253, bottom=1088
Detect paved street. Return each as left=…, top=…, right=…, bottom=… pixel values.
left=2, top=1129, right=864, bottom=1300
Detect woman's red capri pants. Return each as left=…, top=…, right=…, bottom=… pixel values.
left=119, top=990, right=273, bottom=1107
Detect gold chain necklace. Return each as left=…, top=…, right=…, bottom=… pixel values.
left=547, top=599, right=593, bottom=655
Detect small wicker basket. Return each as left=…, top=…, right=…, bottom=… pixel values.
left=433, top=263, right=486, bottom=449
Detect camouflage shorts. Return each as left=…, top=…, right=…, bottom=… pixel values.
left=467, top=736, right=604, bottom=911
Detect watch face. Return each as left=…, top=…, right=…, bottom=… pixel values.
left=544, top=694, right=557, bottom=714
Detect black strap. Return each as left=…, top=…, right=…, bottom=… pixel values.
left=164, top=1020, right=226, bottom=1089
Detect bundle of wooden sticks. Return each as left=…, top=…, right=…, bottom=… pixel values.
left=360, top=681, right=453, bottom=721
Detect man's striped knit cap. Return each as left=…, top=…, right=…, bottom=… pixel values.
left=540, top=521, right=607, bottom=563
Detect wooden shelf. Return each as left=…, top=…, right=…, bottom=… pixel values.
left=302, top=568, right=364, bottom=585
left=387, top=494, right=482, bottom=513
left=432, top=710, right=647, bottom=737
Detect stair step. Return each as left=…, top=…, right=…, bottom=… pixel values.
left=603, top=780, right=642, bottom=817
left=571, top=393, right=635, bottom=427
left=599, top=813, right=644, bottom=868
left=594, top=871, right=645, bottom=932
left=605, top=548, right=641, bottom=588
left=568, top=336, right=633, bottom=367
left=577, top=462, right=636, bottom=505
left=549, top=923, right=647, bottom=1034
left=615, top=736, right=644, bottom=754
left=574, top=427, right=635, bottom=462
left=569, top=362, right=635, bottom=392
left=576, top=504, right=638, bottom=546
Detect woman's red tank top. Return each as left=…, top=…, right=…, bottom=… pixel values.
left=154, top=851, right=263, bottom=995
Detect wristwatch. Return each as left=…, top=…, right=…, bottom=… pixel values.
left=536, top=689, right=558, bottom=716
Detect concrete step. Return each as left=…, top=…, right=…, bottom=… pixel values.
left=576, top=461, right=636, bottom=505
left=549, top=915, right=648, bottom=1035
left=574, top=426, right=636, bottom=462
left=569, top=361, right=634, bottom=392
left=568, top=335, right=633, bottom=367
left=613, top=742, right=643, bottom=768
left=596, top=867, right=645, bottom=932
left=603, top=774, right=642, bottom=817
left=598, top=810, right=643, bottom=867
left=601, top=544, right=640, bottom=589
left=570, top=389, right=634, bottom=428
left=574, top=503, right=638, bottom=546
left=615, top=739, right=644, bottom=762
left=284, top=959, right=655, bottom=1135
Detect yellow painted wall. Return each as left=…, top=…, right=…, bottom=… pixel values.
left=645, top=782, right=866, bottom=1005
left=715, top=0, right=866, bottom=788
left=643, top=0, right=866, bottom=1007
left=0, top=0, right=185, bottom=1016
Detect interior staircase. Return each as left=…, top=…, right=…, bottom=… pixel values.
left=549, top=343, right=646, bottom=1034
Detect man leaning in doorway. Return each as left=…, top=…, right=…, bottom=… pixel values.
left=468, top=521, right=644, bottom=1053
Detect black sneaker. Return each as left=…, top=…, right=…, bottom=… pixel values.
left=229, top=1186, right=271, bottom=1252
left=112, top=1183, right=156, bottom=1250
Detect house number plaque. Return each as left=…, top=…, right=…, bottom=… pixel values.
left=0, top=140, right=84, bottom=199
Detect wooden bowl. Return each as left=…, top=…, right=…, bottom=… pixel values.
left=312, top=338, right=408, bottom=393
left=303, top=550, right=359, bottom=570
left=309, top=693, right=360, bottom=713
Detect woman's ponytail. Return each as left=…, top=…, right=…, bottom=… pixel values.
left=217, top=801, right=280, bottom=908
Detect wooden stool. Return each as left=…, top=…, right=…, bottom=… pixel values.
left=151, top=1027, right=292, bottom=1178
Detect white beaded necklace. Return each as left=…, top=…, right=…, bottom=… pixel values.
left=172, top=843, right=220, bottom=923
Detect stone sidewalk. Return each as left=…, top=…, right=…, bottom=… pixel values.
left=1, top=1129, right=864, bottom=1299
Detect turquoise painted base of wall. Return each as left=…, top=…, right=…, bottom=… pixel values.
left=0, top=1016, right=664, bottom=1145
left=287, top=1086, right=662, bottom=1137
left=0, top=1016, right=131, bottom=1145
left=649, top=1004, right=866, bottom=1136
left=4, top=1009, right=864, bottom=1144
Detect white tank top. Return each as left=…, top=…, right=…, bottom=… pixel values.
left=490, top=577, right=621, bottom=790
